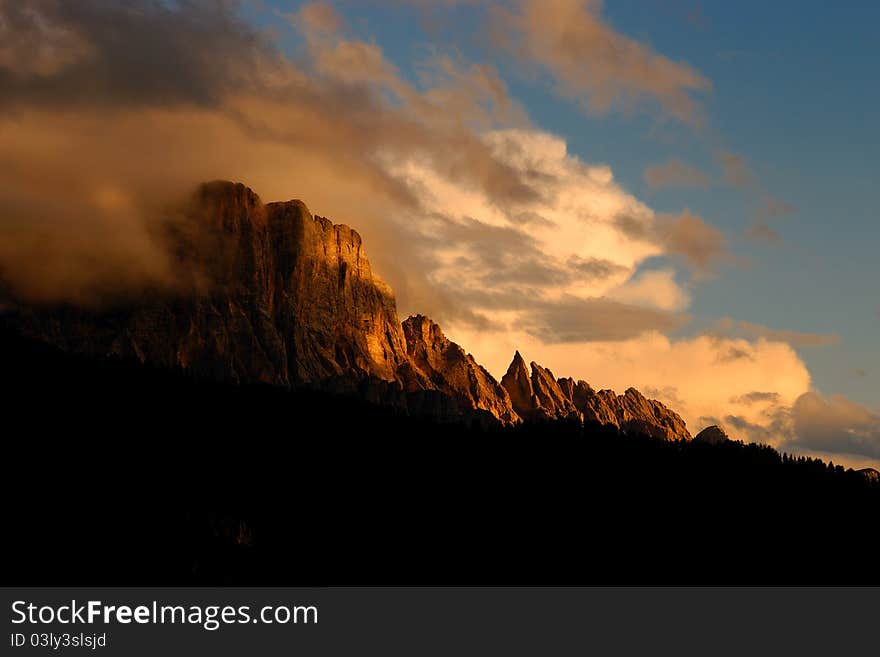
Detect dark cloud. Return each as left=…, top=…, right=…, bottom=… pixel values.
left=566, top=256, right=629, bottom=282
left=703, top=406, right=792, bottom=445
left=710, top=318, right=839, bottom=348
left=731, top=391, right=781, bottom=405
left=642, top=385, right=686, bottom=408
left=410, top=215, right=571, bottom=288
left=715, top=345, right=754, bottom=363
left=0, top=0, right=280, bottom=111
left=613, top=214, right=652, bottom=241
left=656, top=211, right=729, bottom=277
left=521, top=296, right=687, bottom=343
left=723, top=414, right=775, bottom=443
left=613, top=210, right=730, bottom=277
left=789, top=393, right=880, bottom=460
left=697, top=416, right=725, bottom=430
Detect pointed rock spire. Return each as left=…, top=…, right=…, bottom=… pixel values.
left=501, top=351, right=537, bottom=418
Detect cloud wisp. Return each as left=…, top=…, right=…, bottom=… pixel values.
left=644, top=159, right=710, bottom=189
left=489, top=0, right=711, bottom=124
left=710, top=318, right=840, bottom=348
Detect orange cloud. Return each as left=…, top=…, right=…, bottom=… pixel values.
left=490, top=0, right=711, bottom=124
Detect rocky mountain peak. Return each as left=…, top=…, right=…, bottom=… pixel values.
left=501, top=350, right=538, bottom=417
left=694, top=425, right=730, bottom=445
left=400, top=315, right=519, bottom=424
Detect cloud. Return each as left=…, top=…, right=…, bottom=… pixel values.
left=383, top=127, right=719, bottom=341
left=0, top=2, right=94, bottom=77
left=747, top=196, right=794, bottom=244
left=718, top=150, right=752, bottom=187
left=656, top=210, right=729, bottom=277
left=747, top=221, right=783, bottom=243
left=0, top=0, right=710, bottom=336
left=0, top=0, right=536, bottom=304
left=521, top=297, right=686, bottom=343
left=789, top=393, right=880, bottom=460
left=0, top=0, right=285, bottom=111
left=644, top=159, right=709, bottom=189
left=445, top=324, right=814, bottom=447
left=607, top=269, right=691, bottom=312
left=710, top=318, right=840, bottom=348
left=490, top=0, right=710, bottom=124
left=566, top=255, right=629, bottom=281
left=0, top=0, right=730, bottom=353
left=731, top=391, right=782, bottom=405
left=292, top=1, right=344, bottom=34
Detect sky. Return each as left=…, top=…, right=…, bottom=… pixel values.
left=0, top=1, right=877, bottom=467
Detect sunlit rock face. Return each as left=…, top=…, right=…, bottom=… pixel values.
left=501, top=355, right=578, bottom=421
left=265, top=195, right=408, bottom=384
left=400, top=315, right=520, bottom=424
left=500, top=351, right=542, bottom=419
left=501, top=353, right=691, bottom=440
left=9, top=181, right=409, bottom=386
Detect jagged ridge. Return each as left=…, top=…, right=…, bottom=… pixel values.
left=499, top=352, right=690, bottom=440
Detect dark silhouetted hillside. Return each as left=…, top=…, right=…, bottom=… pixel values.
left=2, top=329, right=877, bottom=586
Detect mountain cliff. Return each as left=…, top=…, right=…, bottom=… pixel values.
left=8, top=182, right=409, bottom=387
left=3, top=180, right=690, bottom=438
left=401, top=315, right=519, bottom=424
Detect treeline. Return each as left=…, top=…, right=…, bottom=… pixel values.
left=2, top=328, right=877, bottom=586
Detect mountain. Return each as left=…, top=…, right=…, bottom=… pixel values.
left=401, top=315, right=519, bottom=424
left=694, top=425, right=730, bottom=445
left=500, top=354, right=691, bottom=440
left=7, top=181, right=407, bottom=386
left=858, top=468, right=880, bottom=483
left=3, top=180, right=688, bottom=438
